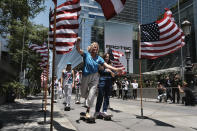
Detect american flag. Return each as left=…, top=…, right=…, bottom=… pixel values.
left=49, top=0, right=81, bottom=54
left=29, top=44, right=49, bottom=70
left=140, top=9, right=185, bottom=59
left=108, top=49, right=126, bottom=75
left=96, top=0, right=126, bottom=20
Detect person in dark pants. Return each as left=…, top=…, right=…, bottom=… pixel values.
left=164, top=76, right=172, bottom=102
left=172, top=74, right=181, bottom=104
left=131, top=79, right=138, bottom=99
left=178, top=81, right=196, bottom=106
left=94, top=53, right=115, bottom=117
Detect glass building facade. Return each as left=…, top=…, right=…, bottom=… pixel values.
left=138, top=0, right=177, bottom=24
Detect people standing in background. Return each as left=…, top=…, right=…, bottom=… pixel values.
left=58, top=79, right=62, bottom=99
left=61, top=63, right=75, bottom=111
left=172, top=74, right=181, bottom=104
left=131, top=79, right=138, bottom=100
left=157, top=82, right=166, bottom=102
left=122, top=78, right=129, bottom=100
left=112, top=81, right=118, bottom=97
left=164, top=76, right=172, bottom=102
left=75, top=70, right=82, bottom=104
left=54, top=76, right=58, bottom=103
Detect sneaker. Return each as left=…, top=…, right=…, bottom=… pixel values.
left=75, top=101, right=80, bottom=104
left=103, top=112, right=112, bottom=117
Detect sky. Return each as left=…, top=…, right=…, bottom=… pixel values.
left=31, top=0, right=63, bottom=27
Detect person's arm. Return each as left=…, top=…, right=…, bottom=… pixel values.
left=103, top=62, right=122, bottom=73
left=105, top=68, right=115, bottom=77
left=178, top=85, right=184, bottom=93
left=76, top=37, right=84, bottom=55
left=60, top=72, right=63, bottom=88
left=72, top=70, right=75, bottom=88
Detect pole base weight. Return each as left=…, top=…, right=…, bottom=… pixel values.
left=136, top=115, right=148, bottom=119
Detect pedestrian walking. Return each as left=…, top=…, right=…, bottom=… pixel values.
left=61, top=63, right=75, bottom=111
left=76, top=37, right=122, bottom=119
left=94, top=53, right=116, bottom=118
left=131, top=79, right=138, bottom=99
left=75, top=70, right=82, bottom=104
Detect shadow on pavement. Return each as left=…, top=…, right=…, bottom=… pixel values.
left=0, top=95, right=63, bottom=129
left=108, top=108, right=122, bottom=113
left=146, top=117, right=175, bottom=128
left=54, top=120, right=75, bottom=131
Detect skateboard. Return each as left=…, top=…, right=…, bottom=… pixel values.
left=64, top=106, right=70, bottom=111
left=80, top=112, right=95, bottom=123
left=97, top=112, right=113, bottom=121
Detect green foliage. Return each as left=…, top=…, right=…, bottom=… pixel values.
left=0, top=0, right=45, bottom=34
left=0, top=0, right=48, bottom=95
left=1, top=81, right=25, bottom=98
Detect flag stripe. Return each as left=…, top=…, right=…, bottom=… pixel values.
left=95, top=0, right=125, bottom=20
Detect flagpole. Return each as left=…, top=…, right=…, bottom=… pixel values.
left=44, top=33, right=50, bottom=123
left=43, top=32, right=49, bottom=123
left=178, top=0, right=184, bottom=81
left=50, top=1, right=57, bottom=131
left=136, top=24, right=147, bottom=119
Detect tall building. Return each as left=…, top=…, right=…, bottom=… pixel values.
left=111, top=0, right=138, bottom=24
left=138, top=0, right=177, bottom=24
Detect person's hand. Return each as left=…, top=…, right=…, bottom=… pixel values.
left=76, top=37, right=81, bottom=44
left=115, top=68, right=123, bottom=74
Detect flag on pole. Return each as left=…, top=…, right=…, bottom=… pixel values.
left=140, top=8, right=185, bottom=59
left=95, top=0, right=126, bottom=20
left=49, top=0, right=81, bottom=54
left=108, top=49, right=126, bottom=75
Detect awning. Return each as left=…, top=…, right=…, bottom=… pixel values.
left=142, top=67, right=180, bottom=75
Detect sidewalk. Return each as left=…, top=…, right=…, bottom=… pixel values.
left=0, top=94, right=76, bottom=131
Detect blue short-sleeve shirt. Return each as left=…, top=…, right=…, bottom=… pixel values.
left=83, top=51, right=104, bottom=76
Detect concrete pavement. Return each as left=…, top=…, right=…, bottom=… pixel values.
left=0, top=94, right=197, bottom=131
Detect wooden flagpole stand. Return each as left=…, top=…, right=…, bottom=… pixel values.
left=50, top=1, right=57, bottom=131
left=136, top=25, right=147, bottom=119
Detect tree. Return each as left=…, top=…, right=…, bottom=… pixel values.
left=0, top=0, right=49, bottom=96
left=0, top=0, right=45, bottom=34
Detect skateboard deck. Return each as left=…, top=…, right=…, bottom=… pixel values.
left=97, top=113, right=113, bottom=121
left=80, top=112, right=95, bottom=123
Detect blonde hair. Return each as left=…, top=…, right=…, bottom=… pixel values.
left=88, top=42, right=99, bottom=54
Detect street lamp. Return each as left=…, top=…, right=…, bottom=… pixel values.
left=181, top=19, right=194, bottom=89
left=125, top=50, right=131, bottom=74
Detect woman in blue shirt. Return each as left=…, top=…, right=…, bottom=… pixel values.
left=76, top=37, right=122, bottom=118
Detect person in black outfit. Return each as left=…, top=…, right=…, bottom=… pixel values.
left=172, top=74, right=181, bottom=104
left=178, top=81, right=196, bottom=106
left=164, top=76, right=172, bottom=102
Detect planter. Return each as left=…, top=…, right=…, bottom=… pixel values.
left=0, top=95, right=6, bottom=105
